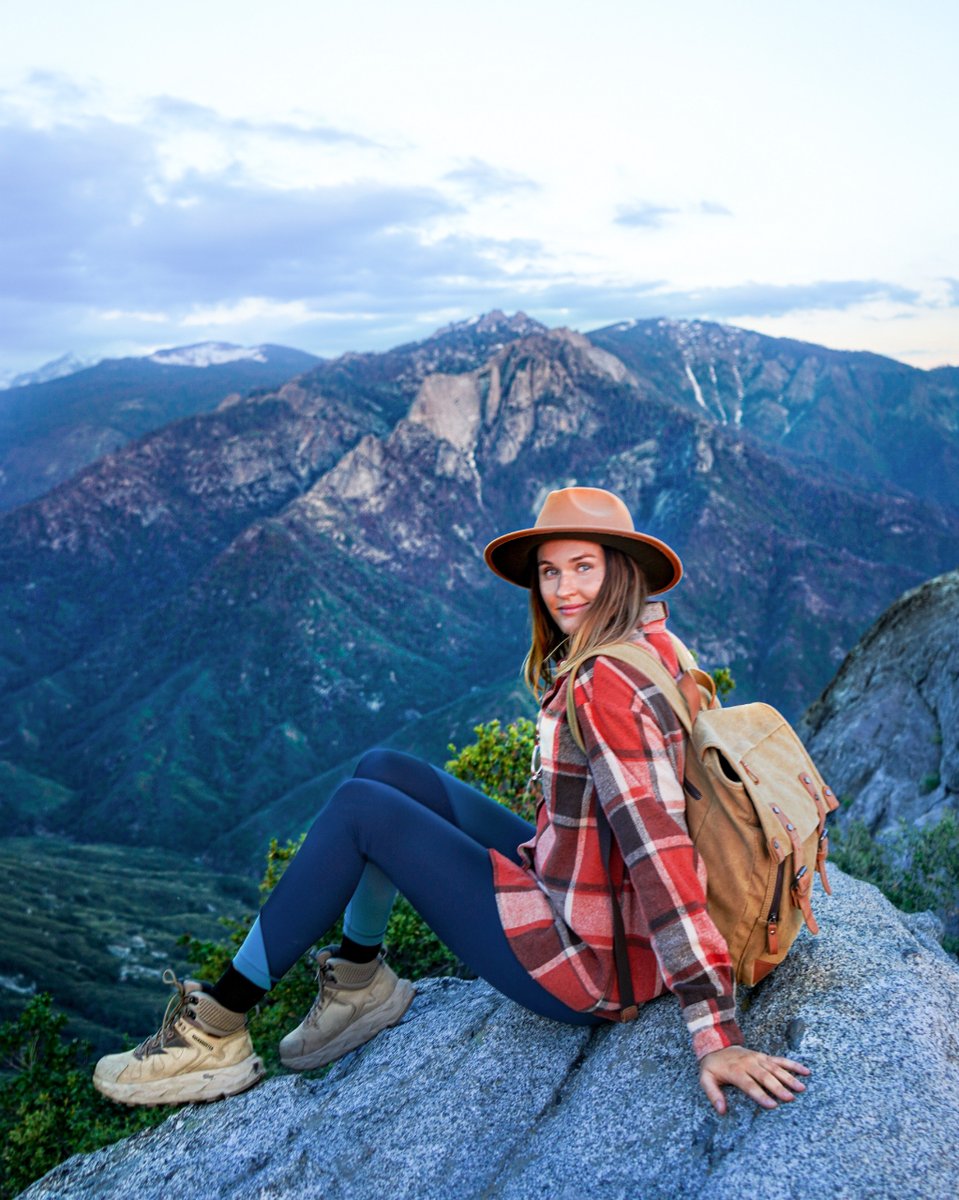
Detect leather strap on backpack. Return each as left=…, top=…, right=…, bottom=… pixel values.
left=595, top=805, right=639, bottom=1022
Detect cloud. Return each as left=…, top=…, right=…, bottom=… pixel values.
left=443, top=159, right=540, bottom=198
left=148, top=96, right=378, bottom=148
left=679, top=279, right=922, bottom=318
left=614, top=202, right=678, bottom=229
left=0, top=97, right=553, bottom=366
left=0, top=108, right=534, bottom=320
left=0, top=76, right=938, bottom=371
left=615, top=199, right=732, bottom=228
left=507, top=279, right=925, bottom=337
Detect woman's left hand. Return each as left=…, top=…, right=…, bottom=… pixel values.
left=698, top=1045, right=810, bottom=1115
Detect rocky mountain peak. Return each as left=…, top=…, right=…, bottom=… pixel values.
left=403, top=327, right=632, bottom=470
left=438, top=309, right=547, bottom=339
left=800, top=568, right=959, bottom=831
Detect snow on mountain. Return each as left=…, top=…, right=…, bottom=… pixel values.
left=147, top=342, right=269, bottom=368
left=0, top=353, right=99, bottom=390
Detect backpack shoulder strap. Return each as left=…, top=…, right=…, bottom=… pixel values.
left=668, top=631, right=699, bottom=672
left=562, top=641, right=697, bottom=752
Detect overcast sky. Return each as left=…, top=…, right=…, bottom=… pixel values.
left=1, top=0, right=956, bottom=378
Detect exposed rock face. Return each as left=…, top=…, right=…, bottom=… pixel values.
left=800, top=569, right=959, bottom=830
left=20, top=870, right=959, bottom=1200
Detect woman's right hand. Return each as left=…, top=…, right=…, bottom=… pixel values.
left=698, top=1045, right=810, bottom=1115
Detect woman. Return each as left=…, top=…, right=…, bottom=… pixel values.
left=94, top=487, right=809, bottom=1116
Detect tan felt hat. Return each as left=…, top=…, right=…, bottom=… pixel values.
left=484, top=487, right=683, bottom=594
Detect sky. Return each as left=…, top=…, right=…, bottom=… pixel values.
left=1, top=0, right=957, bottom=380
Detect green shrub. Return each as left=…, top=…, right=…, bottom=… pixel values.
left=830, top=812, right=959, bottom=954
left=446, top=717, right=537, bottom=821
left=710, top=667, right=736, bottom=702
left=0, top=995, right=166, bottom=1200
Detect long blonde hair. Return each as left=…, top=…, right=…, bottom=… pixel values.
left=523, top=545, right=649, bottom=697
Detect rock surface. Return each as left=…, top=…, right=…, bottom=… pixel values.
left=801, top=569, right=959, bottom=830
left=21, top=869, right=959, bottom=1200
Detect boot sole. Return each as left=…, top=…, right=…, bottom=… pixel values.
left=93, top=1052, right=265, bottom=1107
left=281, top=979, right=416, bottom=1071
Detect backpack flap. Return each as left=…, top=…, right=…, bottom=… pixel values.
left=691, top=703, right=826, bottom=941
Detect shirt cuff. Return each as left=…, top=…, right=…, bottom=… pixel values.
left=691, top=1018, right=746, bottom=1061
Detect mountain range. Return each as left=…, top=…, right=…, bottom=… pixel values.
left=0, top=342, right=321, bottom=511
left=2, top=312, right=957, bottom=873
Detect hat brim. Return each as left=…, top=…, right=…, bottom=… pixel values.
left=483, top=527, right=683, bottom=594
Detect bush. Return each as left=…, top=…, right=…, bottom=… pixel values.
left=830, top=812, right=959, bottom=954
left=0, top=995, right=165, bottom=1200
left=711, top=667, right=736, bottom=702
left=445, top=717, right=537, bottom=821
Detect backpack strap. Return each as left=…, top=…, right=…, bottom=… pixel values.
left=668, top=631, right=699, bottom=673
left=562, top=640, right=713, bottom=751
left=595, top=808, right=639, bottom=1023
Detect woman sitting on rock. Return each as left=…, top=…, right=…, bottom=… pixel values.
left=94, top=487, right=809, bottom=1115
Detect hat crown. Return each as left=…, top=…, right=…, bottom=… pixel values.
left=534, top=487, right=634, bottom=535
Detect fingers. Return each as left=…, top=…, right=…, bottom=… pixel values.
left=768, top=1054, right=812, bottom=1077
left=699, top=1071, right=727, bottom=1116
left=699, top=1047, right=811, bottom=1115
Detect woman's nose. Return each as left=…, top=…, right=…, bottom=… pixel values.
left=556, top=572, right=576, bottom=596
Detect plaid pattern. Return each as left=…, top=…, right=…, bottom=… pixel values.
left=491, top=604, right=744, bottom=1059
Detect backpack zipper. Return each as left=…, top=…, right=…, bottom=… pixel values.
left=766, top=859, right=785, bottom=955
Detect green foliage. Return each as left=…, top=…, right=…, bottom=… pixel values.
left=710, top=667, right=736, bottom=702
left=919, top=772, right=941, bottom=796
left=445, top=718, right=538, bottom=822
left=830, top=812, right=959, bottom=953
left=0, top=995, right=166, bottom=1200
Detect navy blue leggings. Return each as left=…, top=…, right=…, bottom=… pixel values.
left=232, top=749, right=601, bottom=1026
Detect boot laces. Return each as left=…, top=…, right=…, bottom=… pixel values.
left=303, top=954, right=337, bottom=1027
left=135, top=969, right=195, bottom=1056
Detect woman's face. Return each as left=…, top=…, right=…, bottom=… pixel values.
left=536, top=539, right=607, bottom=635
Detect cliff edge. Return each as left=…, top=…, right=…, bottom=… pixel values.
left=801, top=568, right=959, bottom=831
left=20, top=870, right=959, bottom=1200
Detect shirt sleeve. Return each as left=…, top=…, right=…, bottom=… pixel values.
left=576, top=655, right=744, bottom=1059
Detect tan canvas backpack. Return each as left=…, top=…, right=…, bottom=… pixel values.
left=563, top=635, right=839, bottom=1005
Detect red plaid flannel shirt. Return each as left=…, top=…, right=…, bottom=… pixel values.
left=490, top=603, right=744, bottom=1059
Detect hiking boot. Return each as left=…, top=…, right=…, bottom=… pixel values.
left=93, top=970, right=265, bottom=1106
left=279, top=948, right=415, bottom=1071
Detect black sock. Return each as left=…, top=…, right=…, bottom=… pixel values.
left=209, top=964, right=268, bottom=1014
left=337, top=936, right=381, bottom=964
